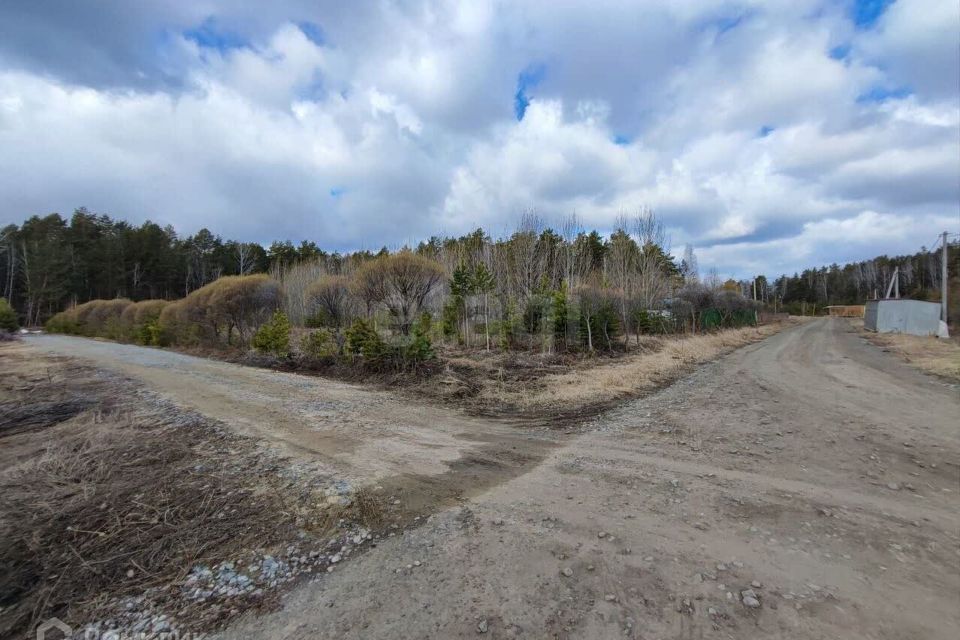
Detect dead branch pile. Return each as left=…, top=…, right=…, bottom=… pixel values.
left=0, top=350, right=335, bottom=638
left=0, top=398, right=93, bottom=436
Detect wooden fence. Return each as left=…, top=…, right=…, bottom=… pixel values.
left=825, top=305, right=865, bottom=318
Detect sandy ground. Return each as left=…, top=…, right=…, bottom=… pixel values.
left=24, top=318, right=960, bottom=639
left=25, top=335, right=553, bottom=492
left=856, top=320, right=960, bottom=382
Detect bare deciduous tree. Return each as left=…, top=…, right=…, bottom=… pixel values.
left=355, top=252, right=445, bottom=334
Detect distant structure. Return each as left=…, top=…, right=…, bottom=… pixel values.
left=862, top=239, right=950, bottom=338
left=826, top=305, right=864, bottom=318
left=864, top=300, right=945, bottom=337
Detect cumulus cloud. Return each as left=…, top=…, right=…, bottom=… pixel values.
left=0, top=0, right=957, bottom=277
left=856, top=0, right=960, bottom=99
left=699, top=210, right=958, bottom=278
left=442, top=99, right=652, bottom=227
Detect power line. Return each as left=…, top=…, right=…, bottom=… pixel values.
left=924, top=231, right=960, bottom=256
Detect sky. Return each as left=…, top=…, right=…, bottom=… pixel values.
left=0, top=0, right=957, bottom=279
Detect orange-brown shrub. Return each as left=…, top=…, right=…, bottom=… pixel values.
left=120, top=299, right=169, bottom=344
left=47, top=299, right=132, bottom=338
left=48, top=276, right=282, bottom=349
left=209, top=275, right=283, bottom=344
left=157, top=300, right=188, bottom=345
left=157, top=276, right=283, bottom=347
left=86, top=299, right=133, bottom=339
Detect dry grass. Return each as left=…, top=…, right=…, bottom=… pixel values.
left=512, top=324, right=785, bottom=409
left=426, top=323, right=791, bottom=418
left=350, top=486, right=388, bottom=529
left=0, top=343, right=347, bottom=638
left=861, top=327, right=960, bottom=382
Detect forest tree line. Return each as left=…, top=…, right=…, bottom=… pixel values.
left=754, top=242, right=958, bottom=316
left=21, top=208, right=769, bottom=363
left=0, top=208, right=331, bottom=326
left=4, top=208, right=954, bottom=352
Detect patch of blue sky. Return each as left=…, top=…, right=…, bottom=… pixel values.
left=297, top=82, right=326, bottom=103
left=851, top=0, right=894, bottom=29
left=698, top=10, right=753, bottom=37
left=183, top=17, right=248, bottom=52
left=829, top=44, right=851, bottom=60
left=856, top=85, right=911, bottom=103
left=298, top=22, right=325, bottom=46
left=514, top=63, right=546, bottom=121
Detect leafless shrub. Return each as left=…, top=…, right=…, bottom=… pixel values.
left=87, top=298, right=133, bottom=338
left=306, top=275, right=355, bottom=328
left=47, top=299, right=133, bottom=337
left=273, top=259, right=332, bottom=325
left=157, top=299, right=189, bottom=345
left=119, top=299, right=168, bottom=342
left=208, top=275, right=283, bottom=345
left=86, top=276, right=285, bottom=347
left=353, top=252, right=445, bottom=334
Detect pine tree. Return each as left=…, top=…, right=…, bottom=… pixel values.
left=450, top=261, right=473, bottom=346
left=0, top=297, right=18, bottom=332
left=472, top=262, right=495, bottom=350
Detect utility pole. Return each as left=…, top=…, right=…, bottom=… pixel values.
left=885, top=266, right=899, bottom=299
left=942, top=231, right=949, bottom=324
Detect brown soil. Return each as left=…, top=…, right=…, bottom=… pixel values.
left=11, top=317, right=960, bottom=639
left=215, top=318, right=959, bottom=640
left=406, top=323, right=794, bottom=424
left=852, top=319, right=960, bottom=382
left=0, top=344, right=350, bottom=637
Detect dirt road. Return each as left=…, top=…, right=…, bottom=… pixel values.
left=26, top=319, right=960, bottom=639
left=26, top=335, right=554, bottom=496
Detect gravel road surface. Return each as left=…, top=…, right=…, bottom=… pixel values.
left=26, top=318, right=960, bottom=639
left=26, top=334, right=550, bottom=490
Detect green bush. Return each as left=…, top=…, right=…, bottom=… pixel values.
left=405, top=312, right=434, bottom=362
left=304, top=312, right=327, bottom=328
left=252, top=310, right=290, bottom=357
left=0, top=298, right=18, bottom=332
left=522, top=295, right=549, bottom=335
left=137, top=319, right=164, bottom=346
left=300, top=328, right=337, bottom=359
left=345, top=318, right=385, bottom=359
left=441, top=300, right=460, bottom=342
left=45, top=311, right=78, bottom=334
left=634, top=309, right=654, bottom=335
left=579, top=298, right=620, bottom=351
left=344, top=316, right=435, bottom=371
left=414, top=311, right=433, bottom=337
left=552, top=287, right=569, bottom=347
left=498, top=301, right=519, bottom=350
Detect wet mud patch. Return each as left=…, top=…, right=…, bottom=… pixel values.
left=0, top=352, right=102, bottom=437
left=366, top=431, right=561, bottom=523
